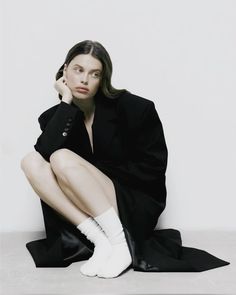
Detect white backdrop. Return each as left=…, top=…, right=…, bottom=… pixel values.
left=1, top=0, right=236, bottom=232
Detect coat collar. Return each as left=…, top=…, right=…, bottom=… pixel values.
left=71, top=91, right=119, bottom=121
left=92, top=92, right=119, bottom=157
left=71, top=91, right=121, bottom=157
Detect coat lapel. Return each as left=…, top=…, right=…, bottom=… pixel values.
left=92, top=94, right=119, bottom=157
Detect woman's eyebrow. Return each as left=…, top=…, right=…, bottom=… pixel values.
left=73, top=64, right=101, bottom=72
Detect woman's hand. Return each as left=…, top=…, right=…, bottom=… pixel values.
left=54, top=76, right=73, bottom=104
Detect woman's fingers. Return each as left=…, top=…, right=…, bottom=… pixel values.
left=62, top=75, right=67, bottom=85
left=54, top=76, right=72, bottom=97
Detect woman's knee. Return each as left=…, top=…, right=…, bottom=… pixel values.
left=49, top=149, right=74, bottom=175
left=20, top=151, right=48, bottom=178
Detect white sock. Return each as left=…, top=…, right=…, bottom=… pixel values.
left=94, top=207, right=132, bottom=278
left=77, top=217, right=112, bottom=277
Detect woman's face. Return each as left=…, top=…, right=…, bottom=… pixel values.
left=63, top=54, right=103, bottom=100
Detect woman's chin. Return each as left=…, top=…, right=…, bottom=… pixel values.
left=72, top=92, right=85, bottom=99
left=72, top=92, right=94, bottom=101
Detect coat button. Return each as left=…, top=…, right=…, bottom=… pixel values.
left=68, top=117, right=73, bottom=122
left=62, top=132, right=68, bottom=136
left=64, top=127, right=70, bottom=131
left=66, top=122, right=71, bottom=126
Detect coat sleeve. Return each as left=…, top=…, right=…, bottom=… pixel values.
left=34, top=101, right=80, bottom=161
left=103, top=101, right=168, bottom=191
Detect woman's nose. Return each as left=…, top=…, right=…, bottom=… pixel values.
left=81, top=73, right=89, bottom=85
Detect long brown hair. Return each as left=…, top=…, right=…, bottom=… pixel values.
left=55, top=40, right=129, bottom=100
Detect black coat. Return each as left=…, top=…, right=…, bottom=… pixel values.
left=26, top=90, right=229, bottom=271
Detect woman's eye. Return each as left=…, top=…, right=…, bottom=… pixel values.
left=93, top=72, right=100, bottom=78
left=73, top=68, right=100, bottom=78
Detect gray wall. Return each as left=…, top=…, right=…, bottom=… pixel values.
left=1, top=0, right=235, bottom=231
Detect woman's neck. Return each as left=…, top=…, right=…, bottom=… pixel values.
left=72, top=96, right=95, bottom=121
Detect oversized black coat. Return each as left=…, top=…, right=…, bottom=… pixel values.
left=26, top=90, right=229, bottom=271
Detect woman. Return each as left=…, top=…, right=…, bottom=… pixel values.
left=21, top=40, right=229, bottom=278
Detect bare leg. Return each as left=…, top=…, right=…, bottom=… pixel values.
left=21, top=149, right=118, bottom=222
left=21, top=149, right=129, bottom=278
left=20, top=151, right=89, bottom=226
left=48, top=149, right=131, bottom=278
left=49, top=148, right=119, bottom=217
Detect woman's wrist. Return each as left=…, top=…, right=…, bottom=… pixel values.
left=62, top=95, right=73, bottom=104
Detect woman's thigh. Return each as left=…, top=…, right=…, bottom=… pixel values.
left=50, top=148, right=118, bottom=213
left=21, top=150, right=50, bottom=176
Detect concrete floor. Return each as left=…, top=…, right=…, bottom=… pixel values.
left=0, top=230, right=235, bottom=295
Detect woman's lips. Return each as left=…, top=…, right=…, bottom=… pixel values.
left=76, top=88, right=89, bottom=94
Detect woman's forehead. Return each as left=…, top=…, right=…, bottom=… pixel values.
left=70, top=54, right=102, bottom=71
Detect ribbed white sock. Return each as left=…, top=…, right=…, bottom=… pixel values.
left=76, top=217, right=112, bottom=277
left=94, top=207, right=132, bottom=278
